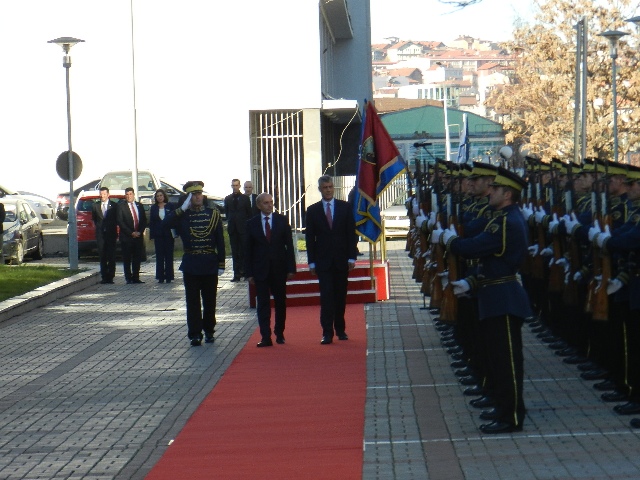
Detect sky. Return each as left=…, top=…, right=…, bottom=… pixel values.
left=0, top=0, right=537, bottom=205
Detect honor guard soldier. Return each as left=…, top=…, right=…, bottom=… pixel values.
left=432, top=166, right=532, bottom=434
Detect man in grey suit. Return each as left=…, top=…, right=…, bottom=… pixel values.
left=245, top=193, right=296, bottom=347
left=305, top=175, right=358, bottom=344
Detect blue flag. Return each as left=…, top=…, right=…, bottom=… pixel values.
left=456, top=113, right=469, bottom=164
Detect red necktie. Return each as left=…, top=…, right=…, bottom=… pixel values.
left=265, top=216, right=271, bottom=242
left=325, top=202, right=332, bottom=229
left=130, top=203, right=139, bottom=231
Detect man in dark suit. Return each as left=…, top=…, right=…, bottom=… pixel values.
left=117, top=187, right=148, bottom=284
left=92, top=187, right=119, bottom=284
left=245, top=193, right=297, bottom=347
left=244, top=180, right=260, bottom=217
left=224, top=178, right=252, bottom=281
left=305, top=175, right=358, bottom=344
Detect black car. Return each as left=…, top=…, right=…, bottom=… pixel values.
left=55, top=179, right=101, bottom=220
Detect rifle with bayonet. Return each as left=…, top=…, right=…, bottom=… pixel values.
left=440, top=163, right=462, bottom=324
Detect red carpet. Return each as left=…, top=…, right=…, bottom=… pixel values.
left=146, top=304, right=366, bottom=480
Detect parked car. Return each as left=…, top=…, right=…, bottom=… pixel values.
left=73, top=190, right=150, bottom=258
left=381, top=194, right=410, bottom=239
left=17, top=191, right=56, bottom=224
left=56, top=179, right=101, bottom=221
left=1, top=197, right=44, bottom=264
left=99, top=170, right=225, bottom=219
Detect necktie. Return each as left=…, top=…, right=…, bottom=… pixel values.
left=265, top=216, right=271, bottom=242
left=130, top=203, right=139, bottom=231
left=325, top=202, right=332, bottom=229
left=102, top=203, right=107, bottom=216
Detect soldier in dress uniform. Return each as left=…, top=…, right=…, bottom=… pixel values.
left=164, top=181, right=226, bottom=346
left=432, top=167, right=532, bottom=434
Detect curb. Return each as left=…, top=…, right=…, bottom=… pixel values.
left=0, top=268, right=100, bottom=324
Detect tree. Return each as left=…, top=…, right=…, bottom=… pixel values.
left=487, top=0, right=640, bottom=163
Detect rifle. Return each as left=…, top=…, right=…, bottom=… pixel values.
left=427, top=159, right=445, bottom=310
left=586, top=161, right=611, bottom=321
left=440, top=163, right=461, bottom=324
left=562, top=161, right=580, bottom=306
left=548, top=162, right=565, bottom=293
left=532, top=162, right=547, bottom=280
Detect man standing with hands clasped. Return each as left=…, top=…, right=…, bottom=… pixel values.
left=117, top=187, right=148, bottom=284
left=305, top=175, right=358, bottom=345
left=92, top=187, right=118, bottom=284
left=164, top=181, right=226, bottom=347
left=245, top=193, right=297, bottom=347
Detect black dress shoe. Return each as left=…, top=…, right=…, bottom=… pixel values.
left=158, top=279, right=165, bottom=284
left=459, top=375, right=478, bottom=386
left=601, top=390, right=628, bottom=402
left=205, top=335, right=215, bottom=344
left=631, top=418, right=640, bottom=428
left=581, top=368, right=609, bottom=381
left=463, top=385, right=485, bottom=397
left=531, top=325, right=548, bottom=334
left=276, top=336, right=285, bottom=344
left=614, top=401, right=640, bottom=415
left=539, top=334, right=558, bottom=343
left=479, top=407, right=501, bottom=421
left=257, top=339, right=273, bottom=347
left=132, top=279, right=144, bottom=284
left=442, top=339, right=458, bottom=348
left=479, top=420, right=522, bottom=434
left=450, top=352, right=465, bottom=361
left=593, top=379, right=617, bottom=391
left=447, top=346, right=463, bottom=355
left=451, top=359, right=467, bottom=369
left=548, top=340, right=568, bottom=350
left=320, top=336, right=332, bottom=345
left=470, top=396, right=494, bottom=408
left=563, top=354, right=588, bottom=364
left=230, top=276, right=240, bottom=282
left=126, top=280, right=133, bottom=284
left=577, top=361, right=599, bottom=371
left=455, top=366, right=474, bottom=377
left=190, top=337, right=202, bottom=346
left=337, top=333, right=348, bottom=340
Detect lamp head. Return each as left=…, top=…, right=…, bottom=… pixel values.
left=47, top=37, right=84, bottom=54
left=599, top=30, right=628, bottom=57
left=626, top=16, right=640, bottom=27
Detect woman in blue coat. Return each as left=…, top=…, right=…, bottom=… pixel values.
left=149, top=189, right=176, bottom=283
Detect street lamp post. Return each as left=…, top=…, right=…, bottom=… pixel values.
left=48, top=37, right=84, bottom=270
left=599, top=30, right=627, bottom=163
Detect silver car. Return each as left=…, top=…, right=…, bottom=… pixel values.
left=1, top=197, right=44, bottom=264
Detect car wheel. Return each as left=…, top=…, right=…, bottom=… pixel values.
left=32, top=235, right=44, bottom=260
left=11, top=242, right=25, bottom=265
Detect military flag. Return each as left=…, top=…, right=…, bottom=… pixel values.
left=354, top=101, right=407, bottom=243
left=456, top=113, right=469, bottom=164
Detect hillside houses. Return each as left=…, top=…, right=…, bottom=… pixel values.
left=372, top=36, right=514, bottom=118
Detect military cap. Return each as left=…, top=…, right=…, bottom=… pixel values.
left=183, top=180, right=205, bottom=193
left=491, top=167, right=527, bottom=192
left=468, top=161, right=499, bottom=179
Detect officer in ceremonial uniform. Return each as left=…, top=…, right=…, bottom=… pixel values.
left=592, top=164, right=640, bottom=425
left=164, top=181, right=226, bottom=346
left=432, top=167, right=532, bottom=434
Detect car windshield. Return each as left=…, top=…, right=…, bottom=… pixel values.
left=77, top=199, right=98, bottom=212
left=101, top=172, right=155, bottom=192
left=3, top=205, right=16, bottom=222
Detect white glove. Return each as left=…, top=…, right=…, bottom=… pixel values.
left=437, top=270, right=449, bottom=290
left=427, top=213, right=437, bottom=230
left=540, top=246, right=553, bottom=257
left=588, top=219, right=601, bottom=242
left=451, top=279, right=471, bottom=296
left=548, top=213, right=560, bottom=233
left=441, top=225, right=458, bottom=244
left=554, top=257, right=569, bottom=268
left=596, top=224, right=611, bottom=248
left=431, top=222, right=444, bottom=244
left=412, top=198, right=420, bottom=216
left=415, top=211, right=428, bottom=229
left=218, top=269, right=224, bottom=276
left=520, top=202, right=534, bottom=220
left=181, top=193, right=193, bottom=211
left=563, top=213, right=580, bottom=233
left=607, top=278, right=623, bottom=295
left=573, top=271, right=583, bottom=282
left=528, top=244, right=539, bottom=257
left=534, top=206, right=547, bottom=224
